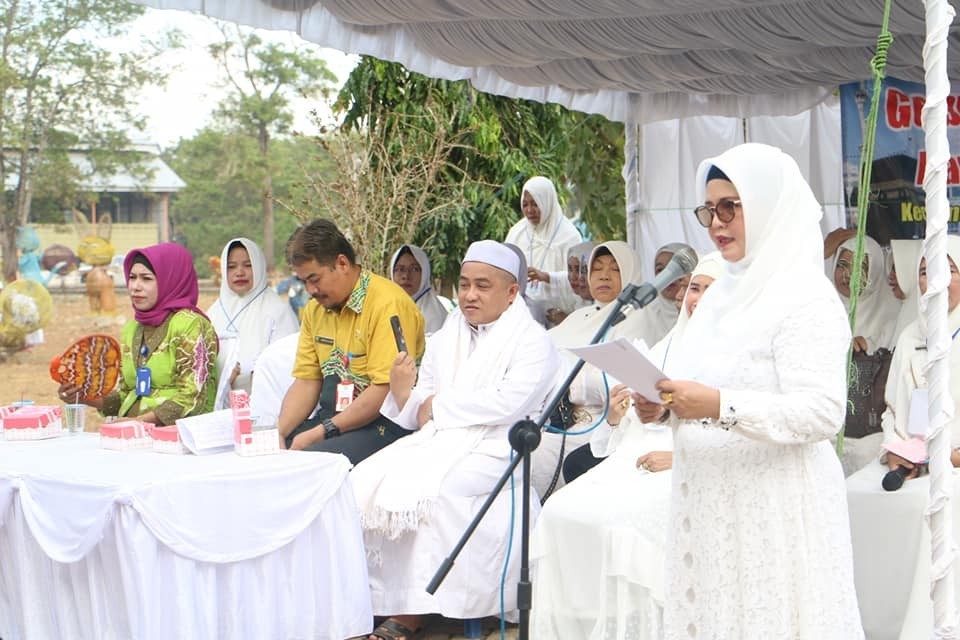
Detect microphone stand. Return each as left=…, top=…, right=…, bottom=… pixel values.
left=426, top=283, right=654, bottom=640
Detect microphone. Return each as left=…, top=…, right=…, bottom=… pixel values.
left=611, top=247, right=698, bottom=325
left=882, top=464, right=926, bottom=491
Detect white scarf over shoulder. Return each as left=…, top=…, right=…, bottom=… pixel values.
left=833, top=236, right=900, bottom=353
left=207, top=237, right=300, bottom=409
left=389, top=244, right=448, bottom=335
left=353, top=295, right=556, bottom=539
left=667, top=143, right=839, bottom=384
left=505, top=176, right=582, bottom=311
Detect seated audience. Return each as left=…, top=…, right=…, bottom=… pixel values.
left=389, top=244, right=448, bottom=335
left=351, top=240, right=558, bottom=640
left=505, top=176, right=583, bottom=325
left=531, top=252, right=723, bottom=639
left=277, top=219, right=425, bottom=464
left=57, top=243, right=218, bottom=424
left=208, top=237, right=299, bottom=409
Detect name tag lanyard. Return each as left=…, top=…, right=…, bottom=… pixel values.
left=136, top=333, right=151, bottom=397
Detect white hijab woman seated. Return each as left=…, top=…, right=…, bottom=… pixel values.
left=530, top=252, right=723, bottom=640
left=389, top=244, right=448, bottom=335
left=207, top=238, right=299, bottom=409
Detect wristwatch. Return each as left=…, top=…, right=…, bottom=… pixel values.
left=322, top=418, right=341, bottom=439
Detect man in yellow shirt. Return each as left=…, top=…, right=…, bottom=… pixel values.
left=277, top=219, right=426, bottom=464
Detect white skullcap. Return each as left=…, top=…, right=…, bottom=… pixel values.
left=462, top=240, right=520, bottom=279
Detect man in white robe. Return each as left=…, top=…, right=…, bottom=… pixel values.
left=351, top=240, right=559, bottom=639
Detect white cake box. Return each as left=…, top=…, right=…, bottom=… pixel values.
left=234, top=425, right=281, bottom=457
left=3, top=406, right=62, bottom=440
left=100, top=420, right=154, bottom=451
left=151, top=425, right=188, bottom=455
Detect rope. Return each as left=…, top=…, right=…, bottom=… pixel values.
left=838, top=0, right=894, bottom=455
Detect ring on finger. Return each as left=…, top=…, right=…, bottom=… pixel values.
left=659, top=391, right=674, bottom=405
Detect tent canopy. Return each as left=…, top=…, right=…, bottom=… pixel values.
left=139, top=0, right=949, bottom=122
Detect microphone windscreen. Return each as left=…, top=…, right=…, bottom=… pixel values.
left=672, top=246, right=699, bottom=275
left=882, top=466, right=908, bottom=492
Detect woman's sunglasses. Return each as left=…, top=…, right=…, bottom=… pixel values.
left=693, top=198, right=741, bottom=227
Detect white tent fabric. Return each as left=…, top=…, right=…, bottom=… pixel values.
left=136, top=0, right=947, bottom=125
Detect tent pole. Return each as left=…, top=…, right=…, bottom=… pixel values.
left=921, top=1, right=958, bottom=637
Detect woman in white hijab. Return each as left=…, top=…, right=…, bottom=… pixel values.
left=530, top=252, right=724, bottom=640
left=389, top=244, right=448, bottom=335
left=207, top=238, right=300, bottom=409
left=532, top=241, right=645, bottom=493
left=832, top=235, right=900, bottom=353
left=845, top=235, right=960, bottom=638
left=635, top=144, right=863, bottom=639
left=505, top=176, right=583, bottom=323
left=567, top=240, right=597, bottom=306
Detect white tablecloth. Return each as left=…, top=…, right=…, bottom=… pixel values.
left=0, top=434, right=372, bottom=640
left=847, top=462, right=960, bottom=640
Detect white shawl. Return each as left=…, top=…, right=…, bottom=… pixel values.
left=833, top=236, right=900, bottom=353
left=353, top=295, right=556, bottom=539
left=207, top=238, right=300, bottom=409
left=389, top=244, right=448, bottom=335
left=505, top=176, right=582, bottom=312
left=891, top=238, right=922, bottom=344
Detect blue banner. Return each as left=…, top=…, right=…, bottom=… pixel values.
left=840, top=77, right=960, bottom=239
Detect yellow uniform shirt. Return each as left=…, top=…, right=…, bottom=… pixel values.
left=293, top=269, right=426, bottom=392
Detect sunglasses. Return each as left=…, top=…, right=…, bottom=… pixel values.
left=694, top=198, right=741, bottom=227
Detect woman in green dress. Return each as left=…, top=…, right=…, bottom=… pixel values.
left=58, top=243, right=218, bottom=425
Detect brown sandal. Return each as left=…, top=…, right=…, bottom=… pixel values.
left=369, top=618, right=419, bottom=640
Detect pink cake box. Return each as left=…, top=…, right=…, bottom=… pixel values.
left=3, top=406, right=62, bottom=440
left=0, top=405, right=19, bottom=432
left=230, top=390, right=254, bottom=443
left=235, top=425, right=280, bottom=457
left=151, top=425, right=188, bottom=455
left=100, top=420, right=154, bottom=451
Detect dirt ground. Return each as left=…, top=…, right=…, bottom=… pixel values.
left=1, top=287, right=218, bottom=430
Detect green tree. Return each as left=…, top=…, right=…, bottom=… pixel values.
left=208, top=23, right=337, bottom=268
left=164, top=126, right=336, bottom=275
left=0, top=0, right=174, bottom=281
left=334, top=56, right=625, bottom=283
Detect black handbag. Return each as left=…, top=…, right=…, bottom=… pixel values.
left=843, top=347, right=893, bottom=439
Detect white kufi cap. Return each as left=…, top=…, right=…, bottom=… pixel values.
left=462, top=240, right=521, bottom=279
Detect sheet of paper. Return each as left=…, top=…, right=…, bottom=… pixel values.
left=176, top=409, right=235, bottom=455
left=567, top=337, right=669, bottom=403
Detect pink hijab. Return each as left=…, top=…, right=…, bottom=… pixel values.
left=124, top=243, right=206, bottom=327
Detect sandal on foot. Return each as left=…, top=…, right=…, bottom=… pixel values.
left=369, top=618, right=419, bottom=640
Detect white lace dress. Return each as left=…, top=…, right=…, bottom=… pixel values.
left=665, top=286, right=864, bottom=640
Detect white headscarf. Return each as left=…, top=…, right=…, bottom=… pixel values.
left=504, top=176, right=582, bottom=312
left=832, top=236, right=900, bottom=353
left=891, top=239, right=923, bottom=342
left=549, top=241, right=644, bottom=353
left=207, top=238, right=300, bottom=409
left=667, top=143, right=836, bottom=380
left=567, top=240, right=597, bottom=304
left=389, top=244, right=448, bottom=335
left=651, top=251, right=725, bottom=368
left=633, top=241, right=696, bottom=348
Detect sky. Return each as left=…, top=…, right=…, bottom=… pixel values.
left=119, top=7, right=359, bottom=149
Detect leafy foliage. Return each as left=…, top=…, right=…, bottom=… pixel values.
left=164, top=127, right=335, bottom=276
left=333, top=56, right=625, bottom=284
left=0, top=0, right=175, bottom=281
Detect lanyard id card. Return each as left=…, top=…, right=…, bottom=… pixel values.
left=136, top=367, right=152, bottom=397
left=336, top=381, right=355, bottom=412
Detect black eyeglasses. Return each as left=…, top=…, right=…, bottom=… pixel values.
left=693, top=199, right=741, bottom=227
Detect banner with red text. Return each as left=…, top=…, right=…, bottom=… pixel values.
left=840, top=77, right=960, bottom=240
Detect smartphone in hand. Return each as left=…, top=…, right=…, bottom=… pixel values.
left=390, top=315, right=408, bottom=353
